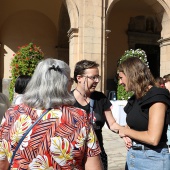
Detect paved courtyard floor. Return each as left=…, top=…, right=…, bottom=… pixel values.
left=102, top=127, right=127, bottom=170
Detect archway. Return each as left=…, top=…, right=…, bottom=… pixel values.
left=105, top=0, right=166, bottom=92
left=0, top=0, right=71, bottom=96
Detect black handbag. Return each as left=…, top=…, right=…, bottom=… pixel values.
left=8, top=108, right=52, bottom=170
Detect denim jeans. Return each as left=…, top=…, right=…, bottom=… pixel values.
left=125, top=147, right=170, bottom=170
left=167, top=125, right=170, bottom=145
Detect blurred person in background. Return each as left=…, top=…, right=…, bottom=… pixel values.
left=0, top=92, right=11, bottom=122
left=155, top=76, right=165, bottom=88
left=12, top=75, right=31, bottom=105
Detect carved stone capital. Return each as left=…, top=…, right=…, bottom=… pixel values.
left=67, top=28, right=79, bottom=39
left=158, top=37, right=170, bottom=47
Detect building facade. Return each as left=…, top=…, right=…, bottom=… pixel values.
left=1, top=0, right=170, bottom=97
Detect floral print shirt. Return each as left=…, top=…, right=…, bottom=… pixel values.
left=0, top=104, right=101, bottom=170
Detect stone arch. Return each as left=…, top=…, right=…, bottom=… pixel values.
left=106, top=0, right=120, bottom=27
left=0, top=0, right=72, bottom=95
left=63, top=0, right=79, bottom=28
left=0, top=9, right=58, bottom=58
left=106, top=0, right=170, bottom=28
left=105, top=0, right=169, bottom=92
left=148, top=0, right=170, bottom=18
left=0, top=9, right=58, bottom=94
left=57, top=3, right=70, bottom=64
left=106, top=0, right=170, bottom=78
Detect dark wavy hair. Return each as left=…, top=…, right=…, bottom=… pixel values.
left=117, top=57, right=155, bottom=99
left=74, top=60, right=99, bottom=83
left=15, top=75, right=31, bottom=94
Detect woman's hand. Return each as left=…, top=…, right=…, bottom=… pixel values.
left=122, top=136, right=132, bottom=150
left=119, top=126, right=132, bottom=150
left=119, top=126, right=128, bottom=138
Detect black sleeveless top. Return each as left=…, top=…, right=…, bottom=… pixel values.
left=124, top=86, right=170, bottom=143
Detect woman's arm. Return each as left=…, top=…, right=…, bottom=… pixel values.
left=104, top=109, right=122, bottom=133
left=84, top=155, right=103, bottom=170
left=104, top=110, right=132, bottom=149
left=119, top=102, right=167, bottom=146
left=0, top=158, right=9, bottom=170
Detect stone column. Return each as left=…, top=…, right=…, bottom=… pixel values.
left=67, top=0, right=106, bottom=93
left=68, top=28, right=79, bottom=77
left=158, top=37, right=170, bottom=76
left=78, top=0, right=104, bottom=91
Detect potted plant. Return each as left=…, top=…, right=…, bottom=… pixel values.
left=117, top=49, right=149, bottom=100
left=9, top=43, right=44, bottom=101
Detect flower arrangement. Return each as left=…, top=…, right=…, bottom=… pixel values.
left=117, top=49, right=149, bottom=100
left=118, top=49, right=148, bottom=66
left=9, top=43, right=44, bottom=101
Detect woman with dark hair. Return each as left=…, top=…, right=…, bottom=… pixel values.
left=72, top=59, right=128, bottom=170
left=0, top=58, right=102, bottom=170
left=12, top=75, right=31, bottom=104
left=118, top=57, right=170, bottom=170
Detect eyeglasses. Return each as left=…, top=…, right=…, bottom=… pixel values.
left=83, top=75, right=101, bottom=81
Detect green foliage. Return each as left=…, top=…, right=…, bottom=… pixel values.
left=117, top=84, right=133, bottom=100
left=9, top=43, right=44, bottom=101
left=117, top=49, right=148, bottom=100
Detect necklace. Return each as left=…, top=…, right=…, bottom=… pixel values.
left=75, top=88, right=87, bottom=99
left=75, top=88, right=90, bottom=105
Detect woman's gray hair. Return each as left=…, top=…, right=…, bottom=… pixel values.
left=23, top=58, right=75, bottom=109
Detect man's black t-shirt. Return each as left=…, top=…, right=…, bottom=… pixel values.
left=72, top=90, right=112, bottom=150
left=124, top=86, right=170, bottom=143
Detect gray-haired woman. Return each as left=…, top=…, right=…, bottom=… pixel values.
left=0, top=58, right=102, bottom=170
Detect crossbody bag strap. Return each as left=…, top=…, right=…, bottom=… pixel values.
left=90, top=99, right=94, bottom=124
left=8, top=108, right=52, bottom=170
